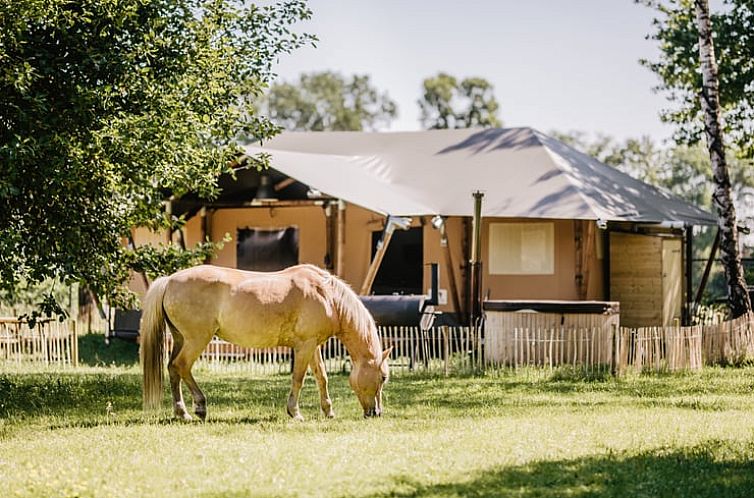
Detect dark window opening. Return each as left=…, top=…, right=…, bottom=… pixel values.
left=370, top=227, right=423, bottom=295
left=237, top=227, right=299, bottom=271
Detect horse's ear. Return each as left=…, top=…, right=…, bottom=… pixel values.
left=381, top=346, right=394, bottom=363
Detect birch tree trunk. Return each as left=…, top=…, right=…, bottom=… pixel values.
left=695, top=0, right=752, bottom=317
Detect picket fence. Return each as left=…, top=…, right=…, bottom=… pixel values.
left=197, top=313, right=754, bottom=376
left=0, top=318, right=79, bottom=367
left=198, top=326, right=481, bottom=376
left=2, top=313, right=752, bottom=376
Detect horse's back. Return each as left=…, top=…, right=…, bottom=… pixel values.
left=162, top=265, right=338, bottom=348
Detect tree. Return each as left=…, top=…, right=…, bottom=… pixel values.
left=694, top=0, right=751, bottom=316
left=418, top=73, right=502, bottom=129
left=641, top=0, right=754, bottom=157
left=642, top=0, right=753, bottom=316
left=260, top=71, right=397, bottom=131
left=0, top=0, right=313, bottom=317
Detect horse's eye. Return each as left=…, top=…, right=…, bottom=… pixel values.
left=381, top=375, right=388, bottom=383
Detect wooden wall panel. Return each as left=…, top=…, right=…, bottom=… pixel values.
left=610, top=232, right=663, bottom=327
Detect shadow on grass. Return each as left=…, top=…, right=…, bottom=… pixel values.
left=78, top=333, right=138, bottom=367
left=3, top=369, right=750, bottom=427
left=40, top=412, right=283, bottom=432
left=0, top=371, right=294, bottom=422
left=381, top=368, right=754, bottom=415
left=363, top=440, right=754, bottom=498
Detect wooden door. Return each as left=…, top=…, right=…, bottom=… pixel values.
left=662, top=238, right=683, bottom=326
left=610, top=232, right=663, bottom=327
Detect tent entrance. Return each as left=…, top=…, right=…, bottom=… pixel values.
left=370, top=227, right=423, bottom=295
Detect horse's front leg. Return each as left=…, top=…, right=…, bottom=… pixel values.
left=310, top=345, right=335, bottom=418
left=287, top=341, right=316, bottom=421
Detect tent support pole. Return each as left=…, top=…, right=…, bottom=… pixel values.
left=336, top=200, right=346, bottom=277
left=324, top=202, right=335, bottom=271
left=469, top=192, right=484, bottom=327
left=684, top=225, right=694, bottom=325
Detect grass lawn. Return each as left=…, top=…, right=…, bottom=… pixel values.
left=1, top=335, right=754, bottom=497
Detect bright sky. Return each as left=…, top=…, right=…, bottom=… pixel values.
left=272, top=0, right=677, bottom=142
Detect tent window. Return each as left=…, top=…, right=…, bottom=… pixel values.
left=489, top=223, right=554, bottom=275
left=237, top=226, right=299, bottom=271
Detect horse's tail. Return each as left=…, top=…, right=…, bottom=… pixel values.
left=140, top=276, right=170, bottom=412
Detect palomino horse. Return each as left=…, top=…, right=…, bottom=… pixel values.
left=141, top=264, right=391, bottom=420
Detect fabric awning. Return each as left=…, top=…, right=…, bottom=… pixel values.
left=243, top=127, right=716, bottom=225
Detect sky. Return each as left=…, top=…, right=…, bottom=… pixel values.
left=272, top=0, right=678, bottom=142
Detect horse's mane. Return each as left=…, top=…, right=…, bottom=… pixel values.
left=303, top=265, right=379, bottom=346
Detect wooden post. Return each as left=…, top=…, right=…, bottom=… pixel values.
left=582, top=222, right=595, bottom=299
left=440, top=222, right=463, bottom=319
left=324, top=202, right=335, bottom=271
left=336, top=200, right=346, bottom=278
left=71, top=320, right=79, bottom=367
left=469, top=192, right=484, bottom=327
left=360, top=225, right=396, bottom=295
left=684, top=225, right=693, bottom=324
left=443, top=326, right=450, bottom=376
left=360, top=216, right=411, bottom=295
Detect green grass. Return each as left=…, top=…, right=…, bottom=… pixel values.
left=1, top=338, right=754, bottom=497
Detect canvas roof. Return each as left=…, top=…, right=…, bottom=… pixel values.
left=242, top=127, right=716, bottom=225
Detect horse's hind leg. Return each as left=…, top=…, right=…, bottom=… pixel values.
left=167, top=326, right=192, bottom=421
left=287, top=340, right=316, bottom=421
left=310, top=346, right=335, bottom=418
left=170, top=328, right=211, bottom=421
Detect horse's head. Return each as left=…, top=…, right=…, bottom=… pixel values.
left=350, top=347, right=392, bottom=417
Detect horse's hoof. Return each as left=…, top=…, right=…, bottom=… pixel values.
left=177, top=413, right=193, bottom=422
left=196, top=411, right=207, bottom=422
left=292, top=413, right=305, bottom=422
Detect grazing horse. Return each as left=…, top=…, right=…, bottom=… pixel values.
left=140, top=264, right=391, bottom=420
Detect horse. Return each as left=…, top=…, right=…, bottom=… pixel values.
left=140, top=264, right=392, bottom=421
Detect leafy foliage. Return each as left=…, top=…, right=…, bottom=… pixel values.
left=641, top=0, right=754, bottom=157
left=418, top=72, right=502, bottom=129
left=0, top=0, right=313, bottom=312
left=260, top=71, right=397, bottom=131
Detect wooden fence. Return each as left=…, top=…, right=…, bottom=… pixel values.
left=198, top=326, right=481, bottom=376
left=198, top=313, right=754, bottom=376
left=3, top=312, right=752, bottom=376
left=0, top=318, right=79, bottom=367
left=487, top=312, right=754, bottom=374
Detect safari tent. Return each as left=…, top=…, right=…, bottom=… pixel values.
left=132, top=127, right=716, bottom=327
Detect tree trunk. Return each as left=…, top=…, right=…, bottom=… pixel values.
left=695, top=0, right=752, bottom=317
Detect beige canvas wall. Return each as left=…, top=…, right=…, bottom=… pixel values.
left=207, top=206, right=328, bottom=269
left=130, top=208, right=606, bottom=314
left=480, top=218, right=602, bottom=301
